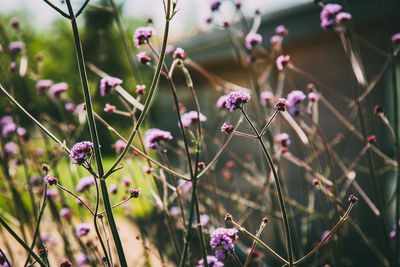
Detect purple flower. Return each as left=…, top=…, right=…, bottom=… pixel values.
left=133, top=27, right=155, bottom=48
left=173, top=47, right=186, bottom=59
left=46, top=188, right=59, bottom=199
left=320, top=4, right=342, bottom=30
left=210, top=1, right=221, bottom=12
left=0, top=116, right=13, bottom=126
left=260, top=91, right=274, bottom=106
left=44, top=175, right=58, bottom=185
left=178, top=179, right=192, bottom=194
left=49, top=82, right=68, bottom=100
left=210, top=228, right=238, bottom=256
left=197, top=256, right=224, bottom=267
left=274, top=133, right=291, bottom=147
left=122, top=176, right=131, bottom=187
left=216, top=95, right=229, bottom=109
left=221, top=123, right=234, bottom=134
left=270, top=35, right=282, bottom=47
left=36, top=79, right=53, bottom=96
left=137, top=51, right=151, bottom=64
left=104, top=103, right=116, bottom=112
left=76, top=176, right=95, bottom=193
left=308, top=92, right=319, bottom=102
left=336, top=12, right=352, bottom=23
left=76, top=253, right=89, bottom=266
left=144, top=128, right=173, bottom=150
left=180, top=111, right=207, bottom=127
left=166, top=44, right=175, bottom=55
left=287, top=90, right=306, bottom=106
left=170, top=206, right=180, bottom=216
left=100, top=76, right=123, bottom=96
left=274, top=98, right=288, bottom=111
left=113, top=139, right=126, bottom=153
left=129, top=188, right=141, bottom=198
left=109, top=184, right=118, bottom=194
left=16, top=127, right=27, bottom=138
left=10, top=17, right=20, bottom=29
left=276, top=55, right=290, bottom=71
left=70, top=141, right=93, bottom=164
left=1, top=121, right=16, bottom=138
left=136, top=84, right=146, bottom=95
left=0, top=44, right=3, bottom=53
left=199, top=214, right=209, bottom=227
left=392, top=33, right=400, bottom=44
left=76, top=223, right=92, bottom=238
left=235, top=1, right=242, bottom=9
left=4, top=142, right=18, bottom=155
left=275, top=25, right=288, bottom=36
left=60, top=208, right=72, bottom=219
left=215, top=249, right=226, bottom=260
left=8, top=41, right=24, bottom=54
left=225, top=91, right=250, bottom=112
left=9, top=61, right=17, bottom=72
left=245, top=32, right=262, bottom=50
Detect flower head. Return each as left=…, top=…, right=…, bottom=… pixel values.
left=216, top=95, right=229, bottom=109
left=336, top=12, right=352, bottom=23
left=49, top=82, right=68, bottom=100
left=70, top=141, right=93, bottom=164
left=60, top=260, right=73, bottom=267
left=245, top=32, right=262, bottom=50
left=4, top=142, right=18, bottom=155
left=197, top=256, right=224, bottom=267
left=270, top=35, right=282, bottom=47
left=76, top=223, right=92, bottom=238
left=60, top=208, right=72, bottom=220
left=104, top=103, right=116, bottom=112
left=173, top=47, right=186, bottom=59
left=320, top=4, right=342, bottom=30
left=76, top=176, right=95, bottom=193
left=112, top=139, right=127, bottom=153
left=276, top=55, right=290, bottom=71
left=10, top=17, right=20, bottom=30
left=36, top=79, right=53, bottom=96
left=137, top=52, right=151, bottom=64
left=109, top=184, right=118, bottom=194
left=1, top=119, right=16, bottom=139
left=9, top=41, right=24, bottom=54
left=275, top=25, right=288, bottom=36
left=136, top=84, right=146, bottom=95
left=274, top=98, right=288, bottom=111
left=129, top=188, right=141, bottom=198
left=221, top=123, right=234, bottom=134
left=122, top=176, right=131, bottom=187
left=145, top=128, right=173, bottom=150
left=392, top=33, right=400, bottom=44
left=76, top=253, right=89, bottom=265
left=210, top=227, right=238, bottom=251
left=65, top=102, right=75, bottom=112
left=180, top=111, right=207, bottom=127
left=308, top=92, right=319, bottom=102
left=287, top=90, right=306, bottom=107
left=260, top=91, right=274, bottom=106
left=100, top=76, right=122, bottom=96
left=133, top=27, right=155, bottom=48
left=225, top=91, right=250, bottom=112
left=44, top=175, right=58, bottom=185
left=210, top=1, right=221, bottom=12
left=274, top=133, right=291, bottom=147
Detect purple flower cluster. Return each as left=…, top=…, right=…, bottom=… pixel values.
left=276, top=55, right=290, bottom=71
left=9, top=41, right=24, bottom=54
left=69, top=141, right=93, bottom=164
left=245, top=32, right=262, bottom=50
left=76, top=176, right=95, bottom=193
left=260, top=91, right=274, bottom=106
left=275, top=25, right=288, bottom=36
left=308, top=91, right=319, bottom=102
left=216, top=95, right=229, bottom=109
left=275, top=133, right=291, bottom=147
left=76, top=223, right=92, bottom=238
left=112, top=139, right=127, bottom=153
left=173, top=47, right=186, bottom=59
left=60, top=208, right=72, bottom=219
left=137, top=52, right=151, bottom=64
left=49, top=82, right=68, bottom=100
left=320, top=4, right=351, bottom=30
left=1, top=116, right=17, bottom=139
left=180, top=111, right=207, bottom=127
left=133, top=27, right=155, bottom=48
left=44, top=175, right=58, bottom=185
left=225, top=91, right=250, bottom=112
left=287, top=90, right=306, bottom=115
left=4, top=142, right=18, bottom=155
left=36, top=79, right=53, bottom=96
left=197, top=256, right=224, bottom=267
left=210, top=227, right=238, bottom=260
left=392, top=33, right=400, bottom=44
left=145, top=128, right=173, bottom=150
left=210, top=1, right=221, bottom=12
left=274, top=98, right=288, bottom=111
left=220, top=123, right=234, bottom=134
left=100, top=76, right=123, bottom=96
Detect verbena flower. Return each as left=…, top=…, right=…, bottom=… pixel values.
left=46, top=188, right=59, bottom=199
left=44, top=175, right=58, bottom=185
left=109, top=184, right=118, bottom=194
left=197, top=256, right=224, bottom=267
left=8, top=41, right=24, bottom=54
left=100, top=76, right=122, bottom=96
left=173, top=47, right=186, bottom=59
left=1, top=120, right=16, bottom=139
left=76, top=253, right=89, bottom=265
left=9, top=61, right=17, bottom=72
left=10, top=17, right=19, bottom=30
left=220, top=123, right=234, bottom=134
left=133, top=27, right=155, bottom=48
left=274, top=98, right=288, bottom=111
left=70, top=141, right=93, bottom=164
left=225, top=91, right=250, bottom=112
left=180, top=111, right=207, bottom=127
left=210, top=1, right=221, bottom=12
left=274, top=133, right=291, bottom=147
left=136, top=84, right=146, bottom=95
left=60, top=260, right=72, bottom=267
left=216, top=95, right=229, bottom=109
left=49, top=82, right=68, bottom=100
left=4, top=142, right=18, bottom=155
left=210, top=227, right=239, bottom=260
left=392, top=33, right=400, bottom=44
left=137, top=52, right=151, bottom=64
left=260, top=91, right=274, bottom=106
left=60, top=208, right=72, bottom=220
left=122, top=176, right=131, bottom=187
left=65, top=102, right=75, bottom=112
left=336, top=12, right=352, bottom=23
left=112, top=139, right=126, bottom=153
left=104, top=103, right=116, bottom=112
left=129, top=188, right=141, bottom=198
left=36, top=79, right=53, bottom=96
left=76, top=223, right=92, bottom=238
left=275, top=25, right=288, bottom=36
left=287, top=90, right=306, bottom=107
left=245, top=32, right=262, bottom=50
left=320, top=3, right=342, bottom=30
left=76, top=176, right=95, bottom=193
left=145, top=128, right=173, bottom=150
left=308, top=92, right=319, bottom=102
left=276, top=55, right=290, bottom=71
left=270, top=35, right=282, bottom=47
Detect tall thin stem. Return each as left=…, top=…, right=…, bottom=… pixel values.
left=241, top=108, right=294, bottom=267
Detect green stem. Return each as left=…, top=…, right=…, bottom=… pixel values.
left=241, top=109, right=294, bottom=267
left=0, top=216, right=47, bottom=267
